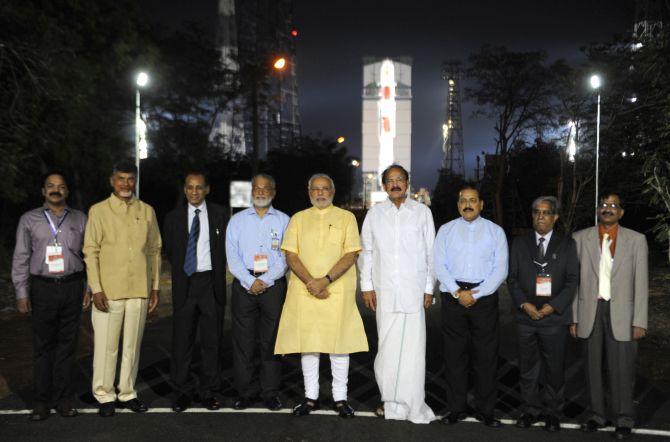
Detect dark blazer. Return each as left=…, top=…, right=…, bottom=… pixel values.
left=163, top=201, right=228, bottom=311
left=507, top=231, right=579, bottom=326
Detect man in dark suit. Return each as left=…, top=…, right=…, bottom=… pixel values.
left=163, top=172, right=228, bottom=412
left=508, top=196, right=579, bottom=432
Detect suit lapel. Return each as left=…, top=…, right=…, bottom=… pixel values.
left=584, top=227, right=601, bottom=277
left=207, top=203, right=219, bottom=256
left=544, top=232, right=561, bottom=261
left=179, top=205, right=189, bottom=249
left=611, top=226, right=628, bottom=276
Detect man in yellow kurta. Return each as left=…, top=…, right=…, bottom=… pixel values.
left=83, top=161, right=161, bottom=417
left=275, top=173, right=368, bottom=418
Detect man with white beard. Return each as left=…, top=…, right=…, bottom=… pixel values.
left=225, top=174, right=290, bottom=411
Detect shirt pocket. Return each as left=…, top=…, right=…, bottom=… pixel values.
left=132, top=219, right=151, bottom=246
left=402, top=226, right=422, bottom=250
left=328, top=225, right=344, bottom=245
left=66, top=226, right=84, bottom=252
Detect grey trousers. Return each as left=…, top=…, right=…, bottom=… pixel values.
left=585, top=300, right=637, bottom=428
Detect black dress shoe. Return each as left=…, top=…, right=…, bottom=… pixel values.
left=56, top=402, right=78, bottom=417
left=442, top=411, right=468, bottom=425
left=475, top=413, right=503, bottom=428
left=172, top=395, right=191, bottom=412
left=516, top=413, right=537, bottom=429
left=99, top=402, right=115, bottom=417
left=264, top=396, right=282, bottom=411
left=233, top=397, right=250, bottom=410
left=201, top=397, right=221, bottom=410
left=545, top=416, right=561, bottom=432
left=581, top=419, right=605, bottom=432
left=117, top=398, right=148, bottom=413
left=28, top=404, right=50, bottom=421
left=333, top=400, right=355, bottom=418
left=612, top=427, right=632, bottom=440
left=292, top=398, right=319, bottom=416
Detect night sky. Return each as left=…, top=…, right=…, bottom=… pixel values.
left=140, top=0, right=633, bottom=190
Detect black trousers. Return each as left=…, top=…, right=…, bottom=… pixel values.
left=170, top=271, right=223, bottom=399
left=441, top=292, right=499, bottom=417
left=517, top=323, right=567, bottom=418
left=30, top=276, right=84, bottom=406
left=231, top=278, right=286, bottom=400
left=586, top=301, right=637, bottom=428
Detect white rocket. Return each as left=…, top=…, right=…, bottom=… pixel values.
left=377, top=59, right=396, bottom=179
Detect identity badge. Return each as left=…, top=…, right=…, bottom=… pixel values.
left=271, top=230, right=280, bottom=251
left=253, top=254, right=269, bottom=273
left=536, top=275, right=552, bottom=296
left=46, top=245, right=65, bottom=274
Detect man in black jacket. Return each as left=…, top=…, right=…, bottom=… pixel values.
left=163, top=172, right=228, bottom=412
left=507, top=196, right=579, bottom=432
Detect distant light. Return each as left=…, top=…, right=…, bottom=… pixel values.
left=590, top=74, right=602, bottom=90
left=628, top=94, right=638, bottom=103
left=632, top=42, right=643, bottom=51
left=366, top=173, right=374, bottom=180
left=630, top=151, right=635, bottom=157
left=622, top=151, right=627, bottom=158
left=337, top=136, right=345, bottom=143
left=351, top=159, right=360, bottom=167
left=448, top=79, right=455, bottom=86
left=567, top=120, right=577, bottom=162
left=273, top=58, right=286, bottom=70
left=136, top=72, right=149, bottom=87
left=291, top=29, right=298, bottom=37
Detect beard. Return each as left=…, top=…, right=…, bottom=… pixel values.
left=310, top=196, right=333, bottom=209
left=253, top=196, right=273, bottom=208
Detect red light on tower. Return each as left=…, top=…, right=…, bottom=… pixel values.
left=291, top=29, right=298, bottom=37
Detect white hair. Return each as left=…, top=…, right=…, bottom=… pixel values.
left=307, top=173, right=335, bottom=190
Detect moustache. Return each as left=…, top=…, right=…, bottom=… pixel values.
left=391, top=187, right=401, bottom=192
left=49, top=192, right=62, bottom=197
left=602, top=211, right=614, bottom=216
left=463, top=208, right=474, bottom=212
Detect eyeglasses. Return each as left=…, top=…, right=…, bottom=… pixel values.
left=599, top=203, right=621, bottom=210
left=532, top=209, right=555, bottom=216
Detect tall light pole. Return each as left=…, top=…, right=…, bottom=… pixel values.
left=135, top=71, right=149, bottom=198
left=590, top=74, right=602, bottom=225
left=273, top=57, right=287, bottom=149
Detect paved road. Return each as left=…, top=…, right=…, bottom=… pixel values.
left=1, top=284, right=669, bottom=440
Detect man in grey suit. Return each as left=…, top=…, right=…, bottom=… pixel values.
left=571, top=192, right=648, bottom=440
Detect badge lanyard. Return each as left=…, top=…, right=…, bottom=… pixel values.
left=44, top=210, right=68, bottom=245
left=533, top=260, right=552, bottom=297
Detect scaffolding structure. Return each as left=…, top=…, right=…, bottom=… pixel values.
left=441, top=61, right=465, bottom=177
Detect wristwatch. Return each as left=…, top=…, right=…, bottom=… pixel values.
left=325, top=274, right=333, bottom=283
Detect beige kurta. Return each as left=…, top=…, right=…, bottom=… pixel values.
left=274, top=205, right=368, bottom=354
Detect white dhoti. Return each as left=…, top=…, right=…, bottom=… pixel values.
left=374, top=307, right=435, bottom=424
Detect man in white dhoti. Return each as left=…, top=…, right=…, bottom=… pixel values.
left=359, top=164, right=436, bottom=424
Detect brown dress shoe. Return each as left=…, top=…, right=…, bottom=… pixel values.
left=29, top=404, right=50, bottom=421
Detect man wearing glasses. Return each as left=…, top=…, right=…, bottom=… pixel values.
left=571, top=192, right=648, bottom=440
left=274, top=173, right=368, bottom=418
left=507, top=196, right=578, bottom=432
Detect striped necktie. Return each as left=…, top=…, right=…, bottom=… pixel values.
left=183, top=209, right=200, bottom=277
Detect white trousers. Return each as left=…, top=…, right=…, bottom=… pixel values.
left=301, top=353, right=349, bottom=402
left=91, top=298, right=147, bottom=403
left=374, top=308, right=435, bottom=424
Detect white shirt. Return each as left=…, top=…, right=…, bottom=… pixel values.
left=359, top=198, right=435, bottom=313
left=535, top=230, right=553, bottom=247
left=188, top=201, right=212, bottom=272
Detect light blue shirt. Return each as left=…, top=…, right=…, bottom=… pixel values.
left=225, top=206, right=290, bottom=290
left=433, top=216, right=508, bottom=299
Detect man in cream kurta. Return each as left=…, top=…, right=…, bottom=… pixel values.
left=360, top=164, right=436, bottom=424
left=83, top=162, right=161, bottom=417
left=274, top=174, right=368, bottom=418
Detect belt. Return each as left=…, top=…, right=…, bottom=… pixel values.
left=31, top=271, right=85, bottom=285
left=248, top=269, right=267, bottom=277
left=455, top=280, right=482, bottom=290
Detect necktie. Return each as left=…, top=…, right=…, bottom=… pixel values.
left=537, top=237, right=545, bottom=260
left=184, top=209, right=200, bottom=277
left=599, top=233, right=612, bottom=300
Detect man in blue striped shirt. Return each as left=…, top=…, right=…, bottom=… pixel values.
left=225, top=174, right=290, bottom=411
left=433, top=186, right=508, bottom=428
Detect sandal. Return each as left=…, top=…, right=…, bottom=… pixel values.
left=375, top=403, right=385, bottom=418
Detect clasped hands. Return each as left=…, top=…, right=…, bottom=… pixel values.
left=248, top=279, right=268, bottom=295
left=306, top=277, right=330, bottom=299
left=522, top=302, right=554, bottom=320
left=456, top=289, right=479, bottom=308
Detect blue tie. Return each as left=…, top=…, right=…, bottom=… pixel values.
left=183, top=208, right=200, bottom=277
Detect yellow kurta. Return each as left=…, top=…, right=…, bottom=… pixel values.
left=274, top=205, right=368, bottom=355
